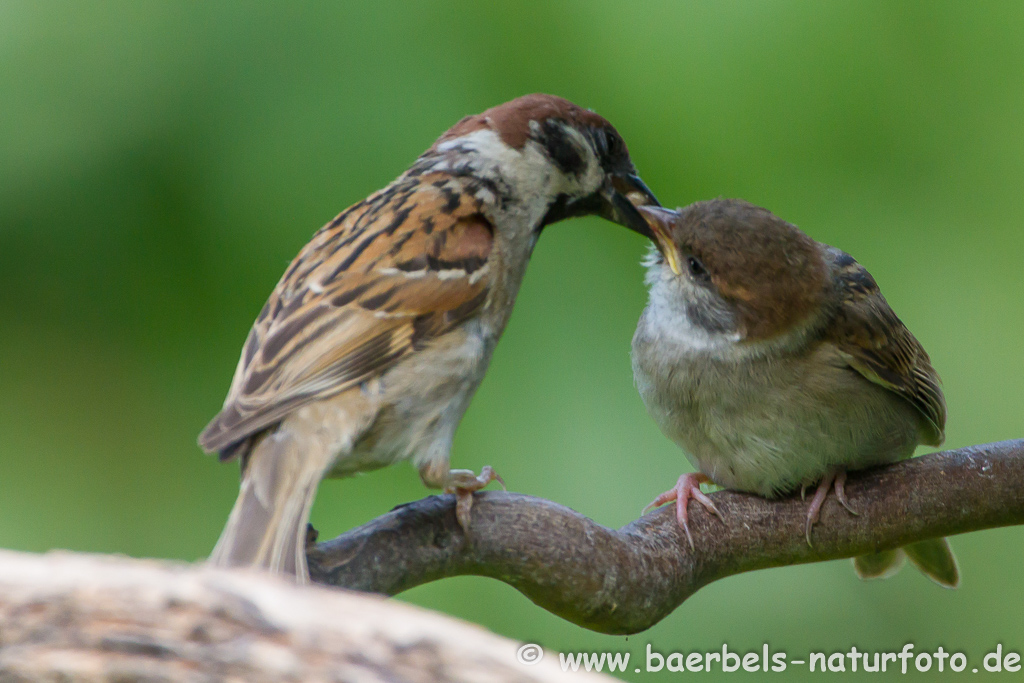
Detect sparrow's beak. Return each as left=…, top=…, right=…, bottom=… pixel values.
left=538, top=172, right=661, bottom=234
left=637, top=205, right=682, bottom=276
left=598, top=173, right=661, bottom=239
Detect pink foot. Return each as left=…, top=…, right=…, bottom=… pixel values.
left=445, top=466, right=505, bottom=533
left=804, top=468, right=858, bottom=546
left=643, top=472, right=724, bottom=549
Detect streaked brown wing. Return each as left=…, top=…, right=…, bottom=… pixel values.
left=827, top=249, right=946, bottom=445
left=199, top=174, right=494, bottom=456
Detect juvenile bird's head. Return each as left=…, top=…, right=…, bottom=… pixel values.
left=638, top=200, right=831, bottom=353
left=422, top=94, right=659, bottom=238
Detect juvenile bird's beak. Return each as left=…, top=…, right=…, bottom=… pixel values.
left=599, top=173, right=661, bottom=239
left=637, top=206, right=682, bottom=276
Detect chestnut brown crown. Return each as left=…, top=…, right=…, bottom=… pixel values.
left=641, top=200, right=831, bottom=341
left=437, top=94, right=617, bottom=149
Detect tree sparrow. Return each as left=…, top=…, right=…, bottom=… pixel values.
left=199, top=94, right=660, bottom=582
left=632, top=199, right=958, bottom=588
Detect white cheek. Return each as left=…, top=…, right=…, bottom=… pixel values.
left=443, top=130, right=549, bottom=192
left=579, top=158, right=604, bottom=196
left=445, top=127, right=602, bottom=202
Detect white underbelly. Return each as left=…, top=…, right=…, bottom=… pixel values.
left=636, top=343, right=921, bottom=498
left=329, top=322, right=493, bottom=477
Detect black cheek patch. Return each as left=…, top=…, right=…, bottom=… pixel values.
left=540, top=120, right=585, bottom=176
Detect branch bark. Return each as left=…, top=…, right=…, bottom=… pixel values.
left=309, top=439, right=1024, bottom=635
left=0, top=551, right=610, bottom=682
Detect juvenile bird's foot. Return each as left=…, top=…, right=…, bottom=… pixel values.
left=804, top=467, right=858, bottom=546
left=643, top=472, right=724, bottom=550
left=445, top=466, right=505, bottom=533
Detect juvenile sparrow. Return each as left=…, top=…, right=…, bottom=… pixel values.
left=632, top=199, right=958, bottom=587
left=199, top=94, right=659, bottom=582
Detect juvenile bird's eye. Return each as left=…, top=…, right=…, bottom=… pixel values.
left=687, top=256, right=709, bottom=280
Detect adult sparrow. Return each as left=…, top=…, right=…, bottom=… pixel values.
left=199, top=94, right=659, bottom=582
left=632, top=199, right=958, bottom=587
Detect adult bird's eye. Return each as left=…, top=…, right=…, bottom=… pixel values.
left=688, top=256, right=709, bottom=280
left=606, top=130, right=622, bottom=157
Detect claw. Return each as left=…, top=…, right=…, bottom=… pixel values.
left=643, top=472, right=725, bottom=550
left=804, top=467, right=858, bottom=547
left=833, top=469, right=858, bottom=516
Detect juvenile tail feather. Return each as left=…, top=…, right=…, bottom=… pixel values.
left=854, top=537, right=959, bottom=589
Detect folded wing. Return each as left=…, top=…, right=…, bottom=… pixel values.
left=826, top=248, right=946, bottom=445
left=199, top=175, right=495, bottom=457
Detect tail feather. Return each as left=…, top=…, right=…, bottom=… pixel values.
left=853, top=548, right=906, bottom=580
left=904, top=537, right=959, bottom=589
left=209, top=430, right=330, bottom=583
left=853, top=537, right=958, bottom=589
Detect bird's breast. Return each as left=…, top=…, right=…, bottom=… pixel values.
left=331, top=319, right=496, bottom=476
left=633, top=310, right=922, bottom=496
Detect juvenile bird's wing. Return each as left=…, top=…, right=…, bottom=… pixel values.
left=826, top=248, right=946, bottom=445
left=198, top=174, right=494, bottom=457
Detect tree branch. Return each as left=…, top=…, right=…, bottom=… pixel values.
left=0, top=551, right=611, bottom=682
left=309, top=439, right=1024, bottom=635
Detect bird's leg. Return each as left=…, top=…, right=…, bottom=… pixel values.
left=804, top=467, right=859, bottom=546
left=445, top=467, right=506, bottom=533
left=643, top=472, right=724, bottom=550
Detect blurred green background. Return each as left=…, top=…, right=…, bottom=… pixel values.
left=2, top=1, right=1022, bottom=679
